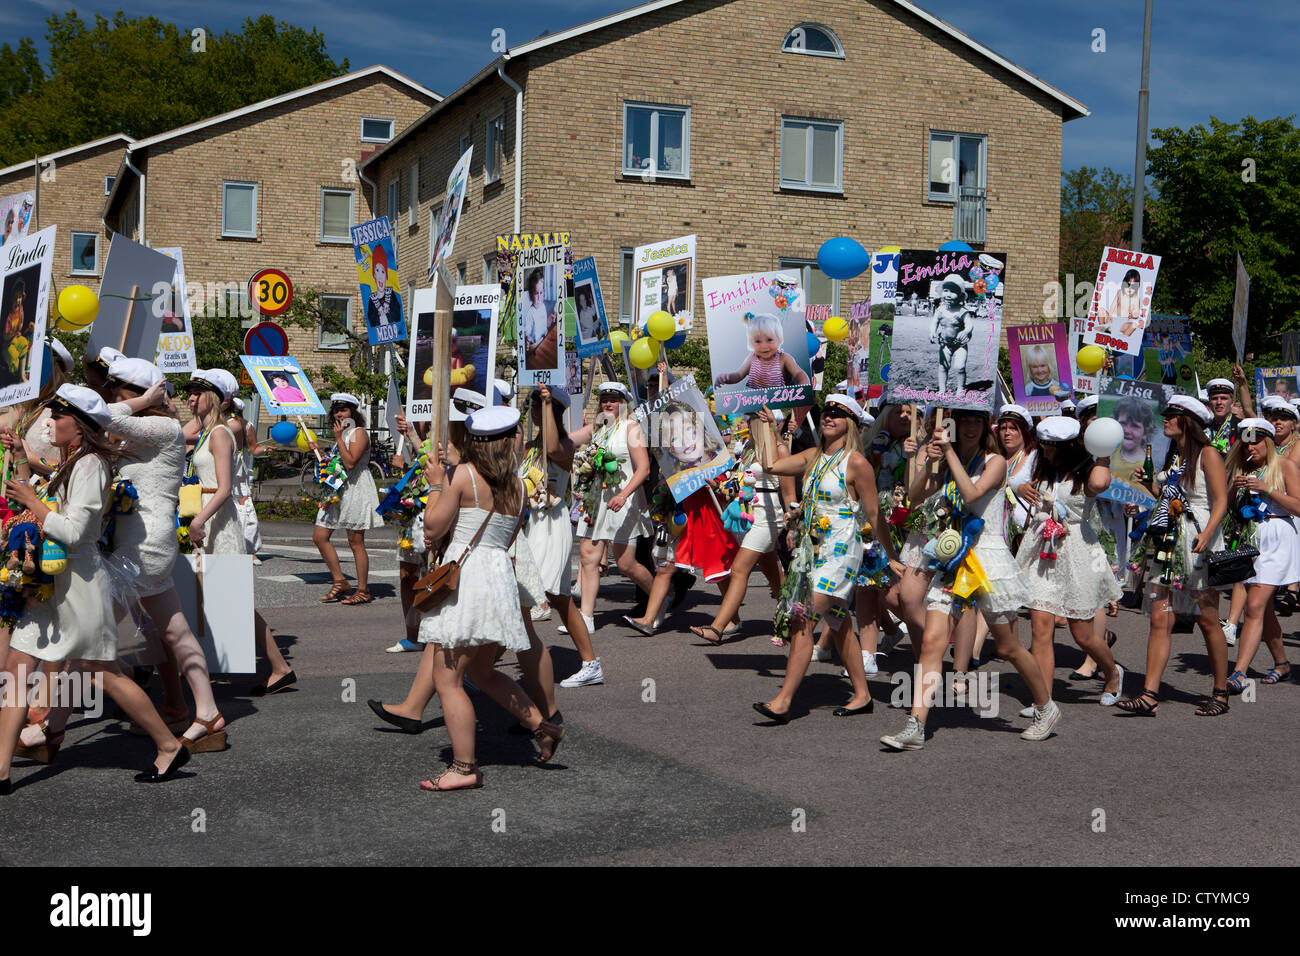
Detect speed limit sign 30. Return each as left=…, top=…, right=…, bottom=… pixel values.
left=249, top=268, right=294, bottom=317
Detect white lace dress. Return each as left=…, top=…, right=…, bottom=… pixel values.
left=316, top=424, right=383, bottom=531
left=519, top=450, right=573, bottom=596
left=1016, top=479, right=1123, bottom=619
left=576, top=419, right=653, bottom=543
left=418, top=469, right=528, bottom=652
left=193, top=423, right=248, bottom=556
left=108, top=405, right=186, bottom=596
left=740, top=457, right=784, bottom=554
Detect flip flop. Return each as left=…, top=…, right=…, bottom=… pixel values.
left=690, top=625, right=724, bottom=645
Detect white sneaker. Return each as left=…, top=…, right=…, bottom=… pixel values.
left=530, top=603, right=552, bottom=622
left=952, top=671, right=968, bottom=703
left=880, top=716, right=925, bottom=751
left=1018, top=705, right=1036, bottom=719
left=811, top=645, right=834, bottom=664
left=558, top=612, right=593, bottom=636
left=1099, top=664, right=1125, bottom=706
left=1221, top=620, right=1238, bottom=646
left=1020, top=700, right=1062, bottom=741
left=863, top=651, right=878, bottom=676
left=560, top=657, right=604, bottom=688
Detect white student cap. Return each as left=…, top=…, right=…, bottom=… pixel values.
left=466, top=405, right=520, bottom=440
left=52, top=383, right=112, bottom=429
left=1059, top=399, right=1077, bottom=416
left=493, top=378, right=515, bottom=404
left=1261, top=395, right=1298, bottom=420
left=189, top=368, right=236, bottom=401
left=597, top=382, right=633, bottom=403
left=1036, top=416, right=1080, bottom=442
left=823, top=394, right=865, bottom=424
left=1237, top=417, right=1274, bottom=438
left=1167, top=394, right=1212, bottom=425
left=532, top=386, right=571, bottom=409
left=49, top=339, right=73, bottom=373
left=107, top=356, right=164, bottom=391
left=330, top=392, right=361, bottom=408
left=1205, top=378, right=1235, bottom=396
left=1077, top=395, right=1100, bottom=415
left=232, top=397, right=245, bottom=413
left=450, top=388, right=487, bottom=422
left=997, top=404, right=1032, bottom=428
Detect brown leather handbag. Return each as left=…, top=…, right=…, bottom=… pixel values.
left=411, top=507, right=525, bottom=613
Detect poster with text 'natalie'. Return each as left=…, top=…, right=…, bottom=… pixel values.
left=406, top=283, right=499, bottom=423
left=0, top=224, right=53, bottom=406
left=1084, top=246, right=1161, bottom=356
left=153, top=246, right=197, bottom=373
left=704, top=271, right=813, bottom=414
left=633, top=234, right=695, bottom=336
left=499, top=233, right=571, bottom=388
left=885, top=249, right=1005, bottom=412
left=353, top=216, right=405, bottom=347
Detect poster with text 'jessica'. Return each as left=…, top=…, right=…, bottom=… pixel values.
left=1084, top=246, right=1161, bottom=356
left=353, top=217, right=405, bottom=347
left=884, top=250, right=1005, bottom=412
left=704, top=271, right=813, bottom=414
left=633, top=234, right=695, bottom=336
left=1008, top=324, right=1072, bottom=416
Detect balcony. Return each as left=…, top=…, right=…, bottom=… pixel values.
left=953, top=185, right=986, bottom=245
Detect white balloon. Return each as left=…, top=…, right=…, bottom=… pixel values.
left=1084, top=417, right=1123, bottom=458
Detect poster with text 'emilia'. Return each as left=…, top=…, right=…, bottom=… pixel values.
left=353, top=217, right=405, bottom=347
left=885, top=250, right=1006, bottom=412
left=1084, top=246, right=1161, bottom=356
left=405, top=283, right=500, bottom=423
left=704, top=271, right=813, bottom=414
left=498, top=233, right=571, bottom=388
left=0, top=224, right=53, bottom=405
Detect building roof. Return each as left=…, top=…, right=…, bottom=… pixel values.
left=361, top=0, right=1088, bottom=172
left=0, top=133, right=135, bottom=179
left=105, top=65, right=441, bottom=214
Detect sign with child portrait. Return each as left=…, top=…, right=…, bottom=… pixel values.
left=1255, top=366, right=1300, bottom=409
left=240, top=355, right=325, bottom=416
left=498, top=232, right=571, bottom=388
left=703, top=271, right=813, bottom=414
left=1007, top=323, right=1072, bottom=416
left=0, top=224, right=54, bottom=405
left=884, top=250, right=1006, bottom=412
left=572, top=256, right=612, bottom=358
left=633, top=377, right=733, bottom=503
left=1084, top=246, right=1161, bottom=356
left=352, top=217, right=405, bottom=347
left=405, top=284, right=500, bottom=423
left=633, top=234, right=695, bottom=335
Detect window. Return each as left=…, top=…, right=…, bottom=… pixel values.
left=485, top=113, right=505, bottom=184
left=456, top=263, right=467, bottom=288
left=459, top=133, right=471, bottom=158
left=780, top=118, right=843, bottom=192
left=320, top=189, right=353, bottom=243
left=782, top=23, right=844, bottom=58
left=619, top=248, right=635, bottom=325
left=361, top=117, right=394, bottom=143
left=103, top=175, right=115, bottom=196
left=70, top=232, right=99, bottom=275
left=387, top=180, right=400, bottom=221
left=483, top=253, right=495, bottom=283
left=928, top=130, right=986, bottom=201
left=319, top=295, right=352, bottom=350
left=623, top=103, right=690, bottom=179
left=221, top=181, right=257, bottom=238
left=408, top=166, right=418, bottom=227
left=779, top=258, right=839, bottom=314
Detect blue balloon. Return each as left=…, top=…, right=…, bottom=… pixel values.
left=939, top=240, right=974, bottom=252
left=816, top=237, right=870, bottom=281
left=985, top=273, right=1000, bottom=292
left=39, top=344, right=52, bottom=389
left=270, top=421, right=300, bottom=445
left=806, top=331, right=821, bottom=357
left=665, top=330, right=687, bottom=350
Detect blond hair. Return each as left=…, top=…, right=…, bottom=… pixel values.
left=1226, top=433, right=1283, bottom=495
left=804, top=416, right=861, bottom=485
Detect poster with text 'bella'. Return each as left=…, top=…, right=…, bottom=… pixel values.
left=885, top=250, right=1005, bottom=412
left=1007, top=324, right=1072, bottom=416
left=498, top=233, right=571, bottom=388
left=0, top=224, right=53, bottom=406
left=1084, top=246, right=1161, bottom=356
left=353, top=217, right=405, bottom=347
left=704, top=272, right=813, bottom=414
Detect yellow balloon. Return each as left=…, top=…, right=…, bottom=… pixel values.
left=610, top=329, right=629, bottom=345
left=56, top=284, right=99, bottom=331
left=423, top=366, right=434, bottom=387
left=823, top=316, right=849, bottom=342
left=1076, top=344, right=1106, bottom=375
left=295, top=426, right=317, bottom=452
left=629, top=336, right=658, bottom=370
left=878, top=245, right=902, bottom=254
left=647, top=310, right=676, bottom=342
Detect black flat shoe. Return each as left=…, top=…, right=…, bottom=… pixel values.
left=752, top=702, right=790, bottom=725
left=251, top=671, right=296, bottom=697
left=669, top=572, right=695, bottom=611
left=367, top=699, right=423, bottom=734
left=134, top=746, right=190, bottom=783
left=0, top=778, right=10, bottom=795
left=1068, top=669, right=1098, bottom=681
left=833, top=700, right=875, bottom=717
left=507, top=710, right=562, bottom=735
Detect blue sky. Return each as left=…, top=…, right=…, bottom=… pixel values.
left=9, top=0, right=1297, bottom=174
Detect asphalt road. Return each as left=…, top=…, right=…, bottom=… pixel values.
left=2, top=519, right=1296, bottom=866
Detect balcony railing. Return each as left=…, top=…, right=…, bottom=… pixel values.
left=953, top=185, right=986, bottom=244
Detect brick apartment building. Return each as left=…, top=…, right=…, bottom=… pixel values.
left=99, top=66, right=439, bottom=376
left=362, top=0, right=1087, bottom=340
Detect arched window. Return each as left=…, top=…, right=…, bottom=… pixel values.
left=782, top=23, right=844, bottom=58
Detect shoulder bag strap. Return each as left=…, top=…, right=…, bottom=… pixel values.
left=455, top=509, right=495, bottom=564
left=505, top=477, right=527, bottom=548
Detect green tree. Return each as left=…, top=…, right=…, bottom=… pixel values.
left=1145, top=115, right=1300, bottom=357
left=282, top=289, right=390, bottom=405
left=1059, top=165, right=1132, bottom=289
left=0, top=12, right=347, bottom=165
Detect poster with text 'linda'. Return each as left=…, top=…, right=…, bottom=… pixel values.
left=0, top=224, right=53, bottom=407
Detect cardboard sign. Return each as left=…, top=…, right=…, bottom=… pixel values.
left=0, top=224, right=53, bottom=405
left=1255, top=366, right=1300, bottom=408
left=572, top=256, right=612, bottom=358
left=0, top=191, right=35, bottom=247
left=353, top=217, right=405, bottom=346
left=87, top=234, right=176, bottom=362
left=153, top=246, right=197, bottom=373
left=633, top=377, right=733, bottom=503
left=406, top=282, right=499, bottom=423
left=632, top=234, right=695, bottom=334
left=1233, top=254, right=1250, bottom=363
left=1084, top=246, right=1161, bottom=355
left=173, top=553, right=256, bottom=674
left=429, top=146, right=472, bottom=278
left=1097, top=378, right=1165, bottom=508
left=1141, top=315, right=1195, bottom=391
left=240, top=355, right=325, bottom=416
left=1008, top=323, right=1072, bottom=416
left=498, top=233, right=571, bottom=387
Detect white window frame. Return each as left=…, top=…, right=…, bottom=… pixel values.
left=782, top=23, right=845, bottom=59
left=485, top=113, right=505, bottom=184
left=318, top=295, right=352, bottom=350
left=103, top=175, right=115, bottom=196
left=928, top=130, right=987, bottom=202
left=483, top=253, right=495, bottom=283
left=778, top=257, right=840, bottom=314
left=622, top=102, right=691, bottom=180
left=70, top=231, right=99, bottom=276
left=387, top=180, right=400, bottom=220
left=320, top=188, right=354, bottom=244
left=360, top=117, right=394, bottom=143
left=408, top=166, right=418, bottom=227
left=221, top=180, right=258, bottom=239
left=459, top=133, right=471, bottom=158
left=780, top=117, right=844, bottom=193
left=619, top=247, right=635, bottom=326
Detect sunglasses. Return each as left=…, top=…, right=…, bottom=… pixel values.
left=452, top=397, right=483, bottom=414
left=821, top=405, right=850, bottom=420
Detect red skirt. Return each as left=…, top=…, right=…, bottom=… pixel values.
left=675, top=488, right=739, bottom=582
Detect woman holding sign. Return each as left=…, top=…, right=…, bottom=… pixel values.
left=312, top=394, right=383, bottom=606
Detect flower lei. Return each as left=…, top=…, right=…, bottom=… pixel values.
left=773, top=449, right=846, bottom=639
left=573, top=422, right=622, bottom=521
left=1210, top=417, right=1234, bottom=455
left=376, top=440, right=432, bottom=554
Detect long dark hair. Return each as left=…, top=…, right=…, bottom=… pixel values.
left=1031, top=437, right=1092, bottom=495
left=1163, top=410, right=1209, bottom=492
left=48, top=418, right=116, bottom=500
left=331, top=402, right=366, bottom=428
left=464, top=433, right=522, bottom=516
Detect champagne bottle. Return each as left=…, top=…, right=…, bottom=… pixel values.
left=1143, top=443, right=1154, bottom=483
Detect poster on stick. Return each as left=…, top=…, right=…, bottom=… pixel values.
left=1084, top=246, right=1161, bottom=356
left=498, top=233, right=571, bottom=387
left=1140, top=315, right=1195, bottom=390
left=173, top=554, right=255, bottom=673
left=240, top=355, right=325, bottom=416
left=884, top=249, right=1005, bottom=412
left=1255, top=366, right=1300, bottom=407
left=429, top=146, right=472, bottom=279
left=633, top=377, right=733, bottom=503
left=572, top=256, right=612, bottom=358
left=0, top=224, right=53, bottom=404
left=1007, top=323, right=1072, bottom=416
left=406, top=283, right=499, bottom=422
left=87, top=234, right=176, bottom=362
left=153, top=246, right=197, bottom=373
left=633, top=234, right=695, bottom=336
left=1233, top=254, right=1250, bottom=363
left=1097, top=378, right=1165, bottom=508
left=704, top=271, right=813, bottom=414
left=352, top=217, right=405, bottom=346
left=0, top=191, right=35, bottom=247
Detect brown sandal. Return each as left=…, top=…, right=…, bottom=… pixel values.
left=321, top=581, right=349, bottom=602
left=420, top=759, right=483, bottom=791
left=180, top=714, right=228, bottom=753
left=15, top=720, right=64, bottom=764
left=341, top=589, right=373, bottom=605
left=690, top=625, right=724, bottom=646
left=534, top=720, right=566, bottom=764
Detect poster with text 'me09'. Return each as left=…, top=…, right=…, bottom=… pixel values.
left=405, top=284, right=500, bottom=423
left=498, top=233, right=571, bottom=388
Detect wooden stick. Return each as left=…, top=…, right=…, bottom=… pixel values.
left=295, top=416, right=322, bottom=463
left=906, top=406, right=920, bottom=488
left=929, top=407, right=949, bottom=476
left=657, top=340, right=667, bottom=395
left=429, top=269, right=454, bottom=462
left=752, top=404, right=777, bottom=467
left=119, top=284, right=139, bottom=354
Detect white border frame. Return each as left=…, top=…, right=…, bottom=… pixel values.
left=485, top=112, right=505, bottom=184
left=320, top=188, right=354, bottom=244
left=317, top=295, right=352, bottom=350
left=70, top=231, right=99, bottom=276
left=927, top=129, right=987, bottom=203
left=360, top=116, right=395, bottom=143
left=781, top=22, right=845, bottom=58
left=221, top=180, right=258, bottom=239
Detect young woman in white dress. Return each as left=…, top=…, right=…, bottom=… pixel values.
left=228, top=397, right=263, bottom=561
left=881, top=409, right=1058, bottom=750
left=184, top=370, right=292, bottom=696
left=312, top=394, right=382, bottom=605
left=574, top=383, right=655, bottom=632
left=417, top=406, right=564, bottom=791
left=1014, top=416, right=1124, bottom=715
left=0, top=386, right=191, bottom=790
left=1118, top=397, right=1231, bottom=715
left=1224, top=418, right=1300, bottom=698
